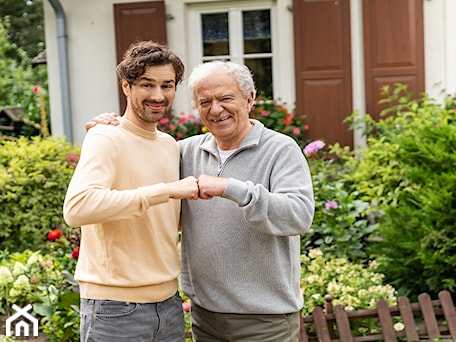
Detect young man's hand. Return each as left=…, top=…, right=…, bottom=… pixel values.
left=167, top=176, right=199, bottom=200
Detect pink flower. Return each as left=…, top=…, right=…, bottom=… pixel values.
left=65, top=152, right=80, bottom=167
left=260, top=110, right=270, bottom=117
left=182, top=302, right=191, bottom=312
left=304, top=140, right=325, bottom=156
left=41, top=260, right=53, bottom=267
left=159, top=118, right=169, bottom=125
left=169, top=124, right=177, bottom=131
left=325, top=200, right=339, bottom=210
left=293, top=127, right=301, bottom=135
left=33, top=85, right=40, bottom=94
left=304, top=124, right=310, bottom=130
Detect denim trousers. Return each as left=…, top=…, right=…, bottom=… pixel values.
left=80, top=292, right=185, bottom=342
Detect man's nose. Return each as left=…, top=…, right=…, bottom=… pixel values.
left=148, top=87, right=165, bottom=101
left=209, top=101, right=223, bottom=115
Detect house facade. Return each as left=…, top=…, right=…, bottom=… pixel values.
left=43, top=0, right=456, bottom=147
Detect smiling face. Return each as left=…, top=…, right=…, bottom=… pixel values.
left=122, top=64, right=176, bottom=131
left=194, top=71, right=255, bottom=150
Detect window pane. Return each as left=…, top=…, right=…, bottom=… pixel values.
left=243, top=10, right=271, bottom=54
left=202, top=13, right=229, bottom=56
left=245, top=58, right=273, bottom=98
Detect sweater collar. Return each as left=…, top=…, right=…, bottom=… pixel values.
left=119, top=116, right=158, bottom=140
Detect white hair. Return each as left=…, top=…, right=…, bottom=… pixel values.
left=188, top=61, right=257, bottom=103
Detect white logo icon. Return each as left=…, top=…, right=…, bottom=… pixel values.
left=5, top=304, right=39, bottom=337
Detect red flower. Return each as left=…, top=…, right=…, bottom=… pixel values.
left=33, top=85, right=40, bottom=94
left=47, top=229, right=62, bottom=241
left=283, top=117, right=292, bottom=125
left=71, top=247, right=80, bottom=260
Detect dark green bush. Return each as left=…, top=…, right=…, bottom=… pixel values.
left=0, top=136, right=79, bottom=251
left=347, top=85, right=456, bottom=299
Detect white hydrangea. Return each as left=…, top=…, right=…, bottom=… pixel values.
left=13, top=274, right=31, bottom=291
left=12, top=262, right=27, bottom=276
left=27, top=252, right=44, bottom=266
left=0, top=266, right=14, bottom=286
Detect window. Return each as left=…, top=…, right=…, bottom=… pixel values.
left=188, top=1, right=276, bottom=98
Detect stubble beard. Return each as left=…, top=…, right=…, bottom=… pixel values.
left=132, top=101, right=169, bottom=124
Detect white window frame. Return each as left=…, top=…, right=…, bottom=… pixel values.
left=186, top=0, right=279, bottom=98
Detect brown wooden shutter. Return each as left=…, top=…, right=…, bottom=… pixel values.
left=113, top=1, right=167, bottom=113
left=362, top=0, right=425, bottom=120
left=293, top=0, right=353, bottom=148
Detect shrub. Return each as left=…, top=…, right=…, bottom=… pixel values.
left=250, top=97, right=308, bottom=147
left=0, top=136, right=79, bottom=251
left=300, top=249, right=396, bottom=314
left=158, top=112, right=204, bottom=140
left=347, top=85, right=456, bottom=299
left=301, top=141, right=378, bottom=261
left=0, top=227, right=80, bottom=341
left=301, top=249, right=397, bottom=336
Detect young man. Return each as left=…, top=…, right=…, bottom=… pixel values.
left=64, top=41, right=199, bottom=341
left=88, top=60, right=315, bottom=341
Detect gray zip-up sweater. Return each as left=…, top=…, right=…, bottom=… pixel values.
left=179, top=120, right=314, bottom=314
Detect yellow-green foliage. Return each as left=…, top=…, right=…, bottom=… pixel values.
left=0, top=136, right=79, bottom=251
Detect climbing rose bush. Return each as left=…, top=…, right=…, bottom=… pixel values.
left=250, top=98, right=308, bottom=147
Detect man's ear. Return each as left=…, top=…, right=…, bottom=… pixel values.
left=246, top=91, right=255, bottom=112
left=121, top=80, right=131, bottom=97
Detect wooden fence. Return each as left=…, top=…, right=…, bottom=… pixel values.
left=300, top=290, right=456, bottom=341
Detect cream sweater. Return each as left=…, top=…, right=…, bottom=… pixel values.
left=63, top=116, right=181, bottom=303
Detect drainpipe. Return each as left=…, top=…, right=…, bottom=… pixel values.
left=47, top=0, right=73, bottom=141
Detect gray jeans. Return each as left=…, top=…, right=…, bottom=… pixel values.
left=80, top=293, right=185, bottom=342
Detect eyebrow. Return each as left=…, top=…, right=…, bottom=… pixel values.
left=139, top=77, right=176, bottom=84
left=197, top=91, right=235, bottom=100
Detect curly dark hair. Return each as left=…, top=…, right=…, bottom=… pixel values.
left=116, top=40, right=185, bottom=86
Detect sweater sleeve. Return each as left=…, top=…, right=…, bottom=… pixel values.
left=63, top=131, right=169, bottom=227
left=222, top=142, right=314, bottom=236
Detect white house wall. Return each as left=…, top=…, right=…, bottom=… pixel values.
left=44, top=0, right=456, bottom=145
left=424, top=0, right=456, bottom=101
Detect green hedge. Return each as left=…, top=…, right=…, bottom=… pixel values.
left=347, top=85, right=456, bottom=299
left=0, top=136, right=79, bottom=251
